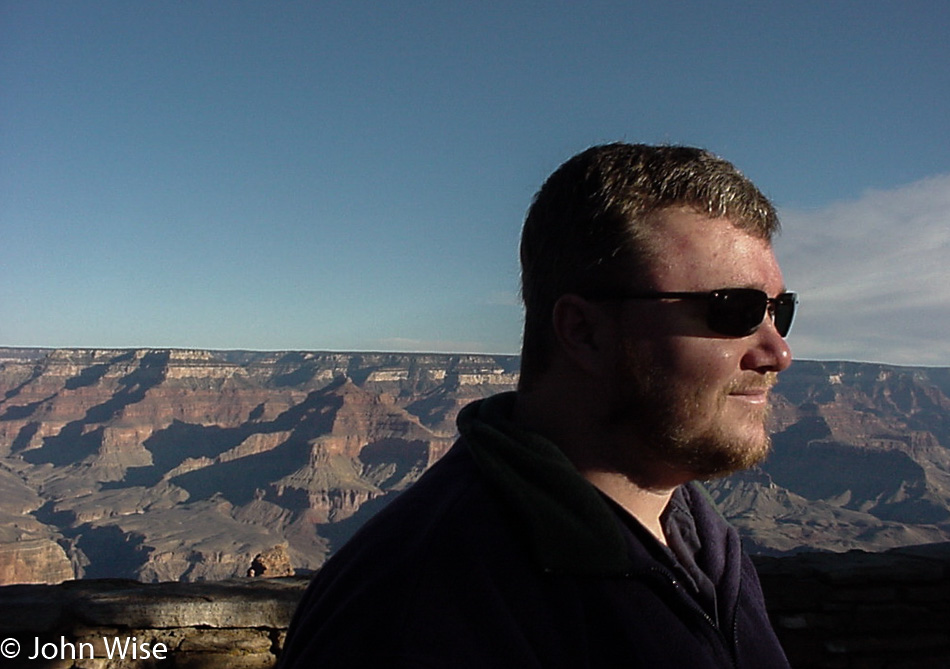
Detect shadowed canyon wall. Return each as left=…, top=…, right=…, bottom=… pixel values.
left=2, top=348, right=950, bottom=584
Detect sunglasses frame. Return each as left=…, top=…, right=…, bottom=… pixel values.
left=582, top=288, right=798, bottom=338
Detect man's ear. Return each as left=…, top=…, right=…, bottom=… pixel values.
left=551, top=294, right=615, bottom=375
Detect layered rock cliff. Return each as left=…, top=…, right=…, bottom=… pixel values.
left=1, top=348, right=949, bottom=584
left=0, top=349, right=511, bottom=583
left=707, top=361, right=950, bottom=555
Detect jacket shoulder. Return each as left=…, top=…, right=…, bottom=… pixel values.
left=279, top=440, right=531, bottom=666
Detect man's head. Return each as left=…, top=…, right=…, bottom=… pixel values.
left=517, top=143, right=792, bottom=481
left=519, top=143, right=780, bottom=385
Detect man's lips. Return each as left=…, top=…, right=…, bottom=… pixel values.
left=727, top=377, right=776, bottom=405
left=728, top=388, right=770, bottom=405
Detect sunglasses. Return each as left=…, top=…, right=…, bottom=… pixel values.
left=583, top=288, right=798, bottom=338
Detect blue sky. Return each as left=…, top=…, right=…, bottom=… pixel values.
left=2, top=1, right=949, bottom=365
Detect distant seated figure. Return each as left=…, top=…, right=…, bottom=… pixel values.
left=278, top=143, right=795, bottom=668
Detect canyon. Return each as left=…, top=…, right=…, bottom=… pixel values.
left=1, top=347, right=949, bottom=584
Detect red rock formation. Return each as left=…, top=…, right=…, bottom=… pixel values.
left=2, top=349, right=949, bottom=584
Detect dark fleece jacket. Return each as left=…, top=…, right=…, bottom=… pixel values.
left=278, top=392, right=790, bottom=668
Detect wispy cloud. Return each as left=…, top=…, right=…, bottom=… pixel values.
left=778, top=174, right=950, bottom=366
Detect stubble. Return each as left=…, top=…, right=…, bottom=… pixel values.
left=607, top=343, right=776, bottom=481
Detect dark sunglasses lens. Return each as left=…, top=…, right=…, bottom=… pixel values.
left=708, top=290, right=797, bottom=337
left=708, top=290, right=767, bottom=336
left=772, top=293, right=797, bottom=337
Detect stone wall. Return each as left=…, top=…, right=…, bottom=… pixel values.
left=0, top=578, right=304, bottom=668
left=0, top=543, right=948, bottom=668
left=756, top=542, right=950, bottom=668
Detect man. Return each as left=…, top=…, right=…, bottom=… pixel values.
left=279, top=143, right=794, bottom=667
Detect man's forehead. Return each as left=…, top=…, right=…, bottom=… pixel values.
left=633, top=209, right=782, bottom=288
left=638, top=208, right=771, bottom=252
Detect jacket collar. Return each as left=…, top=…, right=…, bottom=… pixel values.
left=458, top=392, right=634, bottom=576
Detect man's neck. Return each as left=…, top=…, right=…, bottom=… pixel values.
left=581, top=471, right=677, bottom=546
left=512, top=387, right=683, bottom=547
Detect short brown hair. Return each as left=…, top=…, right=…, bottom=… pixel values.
left=519, top=143, right=779, bottom=385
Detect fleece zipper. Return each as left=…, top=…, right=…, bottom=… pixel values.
left=642, top=566, right=738, bottom=669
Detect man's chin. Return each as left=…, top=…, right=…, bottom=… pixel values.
left=675, top=432, right=772, bottom=481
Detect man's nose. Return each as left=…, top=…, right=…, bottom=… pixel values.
left=742, top=319, right=793, bottom=373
